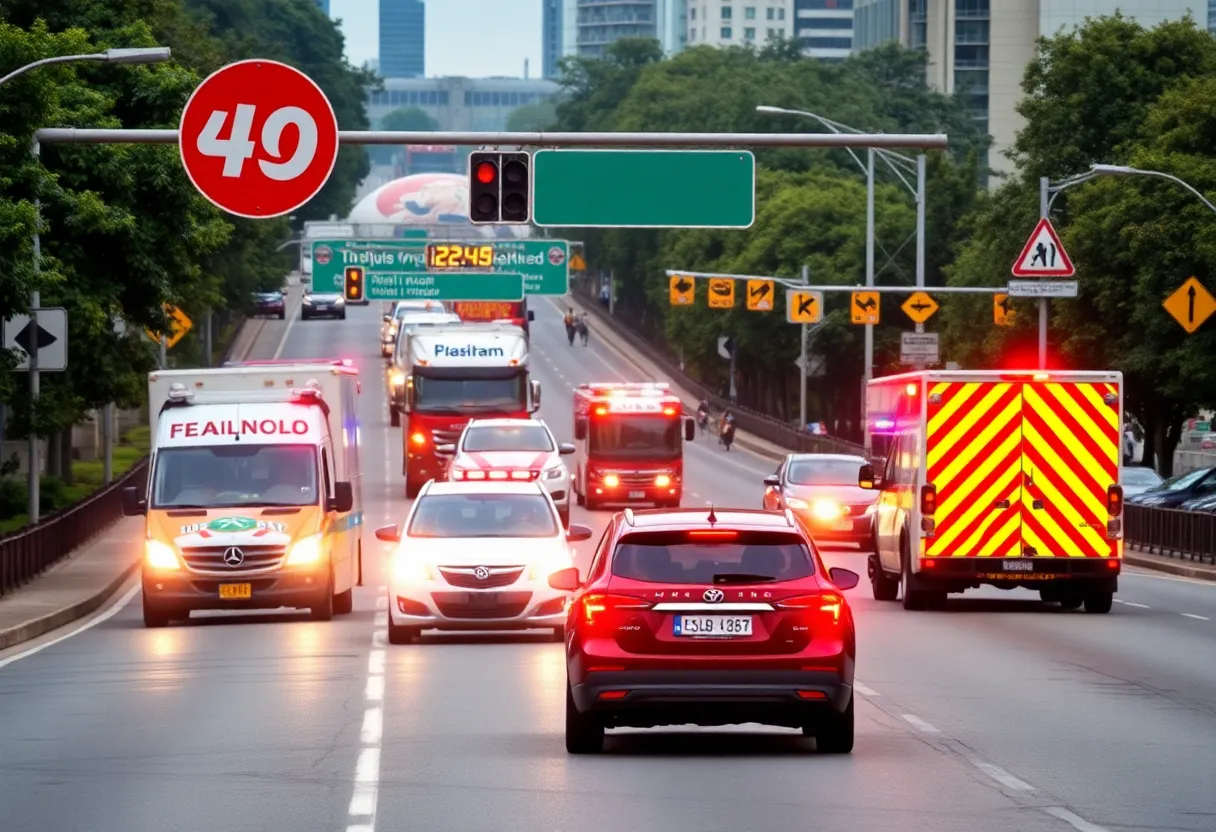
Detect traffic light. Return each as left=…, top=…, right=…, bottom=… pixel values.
left=468, top=151, right=530, bottom=224
left=344, top=266, right=364, bottom=302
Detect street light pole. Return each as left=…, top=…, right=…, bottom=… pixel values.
left=915, top=154, right=927, bottom=333
left=1039, top=176, right=1049, bottom=369
left=864, top=148, right=875, bottom=383
left=3, top=46, right=172, bottom=523
left=799, top=263, right=809, bottom=429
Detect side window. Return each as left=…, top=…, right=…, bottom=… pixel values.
left=882, top=437, right=900, bottom=486
left=321, top=447, right=334, bottom=500
left=587, top=524, right=613, bottom=581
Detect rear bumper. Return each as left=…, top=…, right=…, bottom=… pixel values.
left=142, top=567, right=329, bottom=611
left=572, top=669, right=852, bottom=728
left=587, top=484, right=682, bottom=505
left=915, top=554, right=1120, bottom=591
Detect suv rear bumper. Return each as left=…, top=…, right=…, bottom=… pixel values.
left=572, top=669, right=851, bottom=728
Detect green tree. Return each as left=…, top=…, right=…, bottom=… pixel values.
left=369, top=106, right=439, bottom=166
left=505, top=100, right=557, bottom=132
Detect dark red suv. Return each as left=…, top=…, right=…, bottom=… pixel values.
left=549, top=507, right=860, bottom=754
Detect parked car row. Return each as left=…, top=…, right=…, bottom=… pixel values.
left=1125, top=464, right=1216, bottom=511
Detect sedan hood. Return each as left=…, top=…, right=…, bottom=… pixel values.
left=402, top=536, right=570, bottom=566
left=784, top=484, right=876, bottom=505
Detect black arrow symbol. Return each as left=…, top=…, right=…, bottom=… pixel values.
left=674, top=278, right=692, bottom=294
left=909, top=301, right=933, bottom=312
left=998, top=296, right=1011, bottom=314
left=797, top=296, right=816, bottom=316
left=1188, top=284, right=1196, bottom=323
left=855, top=297, right=877, bottom=311
left=13, top=322, right=57, bottom=353
left=750, top=283, right=771, bottom=298
left=711, top=283, right=732, bottom=296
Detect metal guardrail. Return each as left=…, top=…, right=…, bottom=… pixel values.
left=1125, top=504, right=1216, bottom=565
left=0, top=459, right=149, bottom=597
left=570, top=283, right=866, bottom=457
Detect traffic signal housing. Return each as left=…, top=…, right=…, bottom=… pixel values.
left=344, top=266, right=364, bottom=303
left=468, top=151, right=530, bottom=224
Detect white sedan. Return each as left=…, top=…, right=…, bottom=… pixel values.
left=376, top=480, right=594, bottom=645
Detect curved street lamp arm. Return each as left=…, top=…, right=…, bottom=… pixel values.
left=1136, top=170, right=1216, bottom=216
left=0, top=53, right=105, bottom=87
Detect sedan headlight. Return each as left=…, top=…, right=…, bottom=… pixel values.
left=528, top=548, right=575, bottom=581
left=145, top=539, right=180, bottom=570
left=285, top=533, right=325, bottom=566
left=784, top=496, right=808, bottom=510
left=544, top=465, right=566, bottom=480
left=393, top=554, right=434, bottom=583
left=334, top=296, right=346, bottom=305
left=810, top=499, right=842, bottom=521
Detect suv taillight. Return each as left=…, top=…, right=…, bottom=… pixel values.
left=774, top=592, right=843, bottom=624
left=580, top=593, right=651, bottom=628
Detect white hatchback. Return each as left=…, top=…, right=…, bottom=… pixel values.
left=376, top=481, right=594, bottom=645
left=439, top=418, right=575, bottom=526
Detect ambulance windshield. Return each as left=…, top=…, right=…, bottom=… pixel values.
left=151, top=445, right=319, bottom=509
left=589, top=415, right=681, bottom=460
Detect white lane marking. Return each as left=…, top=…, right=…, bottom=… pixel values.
left=272, top=300, right=301, bottom=359
left=374, top=595, right=387, bottom=610
left=347, top=747, right=381, bottom=815
left=361, top=706, right=383, bottom=744
left=970, top=759, right=1035, bottom=792
left=1041, top=806, right=1111, bottom=832
left=901, top=714, right=939, bottom=733
left=854, top=681, right=879, bottom=697
left=1113, top=599, right=1149, bottom=608
left=365, top=672, right=385, bottom=701
left=368, top=649, right=385, bottom=674
left=348, top=562, right=388, bottom=832
left=0, top=584, right=139, bottom=671
left=1181, top=613, right=1209, bottom=621
left=374, top=611, right=387, bottom=627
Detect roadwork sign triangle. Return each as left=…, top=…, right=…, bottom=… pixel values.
left=1012, top=218, right=1075, bottom=277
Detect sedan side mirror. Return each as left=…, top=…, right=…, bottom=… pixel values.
left=375, top=524, right=401, bottom=543
left=558, top=442, right=576, bottom=455
left=330, top=481, right=354, bottom=513
left=858, top=464, right=876, bottom=490
left=763, top=474, right=780, bottom=488
left=566, top=523, right=594, bottom=542
left=684, top=417, right=695, bottom=442
left=828, top=567, right=860, bottom=591
left=122, top=486, right=147, bottom=516
left=548, top=566, right=581, bottom=592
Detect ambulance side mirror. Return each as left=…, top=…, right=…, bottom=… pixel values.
left=122, top=486, right=147, bottom=516
left=530, top=379, right=541, bottom=412
left=763, top=475, right=780, bottom=488
left=858, top=464, right=876, bottom=490
left=331, top=481, right=354, bottom=513
left=684, top=418, right=696, bottom=442
left=574, top=418, right=587, bottom=441
left=382, top=315, right=391, bottom=323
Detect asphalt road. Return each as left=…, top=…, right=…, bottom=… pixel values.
left=0, top=296, right=1213, bottom=832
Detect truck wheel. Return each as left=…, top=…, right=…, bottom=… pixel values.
left=1084, top=591, right=1113, bottom=614
left=390, top=408, right=401, bottom=427
left=871, top=555, right=899, bottom=602
left=142, top=595, right=171, bottom=628
left=334, top=587, right=354, bottom=616
left=900, top=538, right=929, bottom=611
left=1060, top=596, right=1083, bottom=610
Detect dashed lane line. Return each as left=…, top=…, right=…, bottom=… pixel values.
left=1041, top=807, right=1112, bottom=832
left=854, top=681, right=879, bottom=697
left=900, top=713, right=940, bottom=733
left=1181, top=613, right=1210, bottom=621
left=1113, top=599, right=1150, bottom=609
left=970, top=759, right=1035, bottom=792
left=346, top=584, right=388, bottom=832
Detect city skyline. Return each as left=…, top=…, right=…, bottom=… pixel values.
left=332, top=0, right=545, bottom=78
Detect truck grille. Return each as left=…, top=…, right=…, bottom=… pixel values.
left=432, top=591, right=531, bottom=619
left=438, top=566, right=524, bottom=589
left=432, top=427, right=462, bottom=459
left=180, top=544, right=286, bottom=573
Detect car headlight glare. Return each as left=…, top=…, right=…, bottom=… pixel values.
left=602, top=474, right=619, bottom=487
left=394, top=555, right=433, bottom=583
left=810, top=499, right=842, bottom=521
left=784, top=496, right=808, bottom=510
left=529, top=549, right=575, bottom=581
left=145, top=539, right=180, bottom=570
left=285, top=533, right=325, bottom=566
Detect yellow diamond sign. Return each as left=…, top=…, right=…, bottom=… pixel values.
left=901, top=291, right=938, bottom=324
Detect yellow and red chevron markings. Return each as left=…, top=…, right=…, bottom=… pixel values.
left=924, top=380, right=1119, bottom=558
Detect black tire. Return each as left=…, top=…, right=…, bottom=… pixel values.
left=278, top=310, right=286, bottom=320
left=1060, top=596, right=1083, bottom=610
left=1084, top=591, right=1113, bottom=614
left=142, top=594, right=171, bottom=628
left=388, top=618, right=418, bottom=645
left=900, top=538, right=929, bottom=611
left=339, top=310, right=346, bottom=320
left=310, top=574, right=335, bottom=621
left=565, top=681, right=604, bottom=754
left=334, top=587, right=354, bottom=616
left=871, top=556, right=899, bottom=601
left=813, top=694, right=855, bottom=754
left=301, top=311, right=310, bottom=320
left=390, top=408, right=401, bottom=428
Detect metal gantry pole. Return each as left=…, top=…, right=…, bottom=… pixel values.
left=864, top=148, right=876, bottom=383
left=28, top=139, right=41, bottom=524
left=799, top=263, right=809, bottom=430
left=1039, top=176, right=1050, bottom=369
left=915, top=155, right=927, bottom=335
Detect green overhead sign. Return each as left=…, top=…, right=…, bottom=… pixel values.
left=530, top=149, right=756, bottom=229
left=364, top=272, right=525, bottom=302
left=310, top=239, right=569, bottom=295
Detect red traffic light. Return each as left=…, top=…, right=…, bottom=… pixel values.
left=476, top=162, right=497, bottom=184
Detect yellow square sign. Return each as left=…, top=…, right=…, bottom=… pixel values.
left=851, top=291, right=879, bottom=325
left=901, top=291, right=938, bottom=324
left=746, top=279, right=774, bottom=311
left=669, top=274, right=695, bottom=306
left=785, top=290, right=823, bottom=324
left=994, top=293, right=1014, bottom=326
left=1163, top=277, right=1216, bottom=334
left=708, top=278, right=735, bottom=309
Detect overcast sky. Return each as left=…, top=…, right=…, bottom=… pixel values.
left=330, top=0, right=545, bottom=78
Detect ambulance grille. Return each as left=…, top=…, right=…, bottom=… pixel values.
left=180, top=545, right=287, bottom=573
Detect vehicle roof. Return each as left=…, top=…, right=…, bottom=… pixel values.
left=420, top=480, right=548, bottom=496
left=616, top=508, right=798, bottom=532
left=786, top=453, right=867, bottom=463
left=465, top=418, right=548, bottom=430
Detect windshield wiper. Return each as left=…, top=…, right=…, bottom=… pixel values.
left=713, top=572, right=778, bottom=584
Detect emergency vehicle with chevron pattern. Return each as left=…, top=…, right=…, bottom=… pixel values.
left=861, top=370, right=1124, bottom=614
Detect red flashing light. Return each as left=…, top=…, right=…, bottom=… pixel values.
left=1107, top=484, right=1123, bottom=516
left=594, top=406, right=607, bottom=415
left=1106, top=558, right=1120, bottom=570
left=905, top=383, right=918, bottom=396
left=920, top=484, right=937, bottom=516
left=410, top=432, right=427, bottom=446
left=662, top=407, right=676, bottom=415
left=476, top=161, right=497, bottom=184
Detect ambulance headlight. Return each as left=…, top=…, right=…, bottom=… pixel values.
left=145, top=539, right=180, bottom=570
left=285, top=534, right=325, bottom=566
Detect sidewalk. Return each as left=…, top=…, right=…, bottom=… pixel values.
left=563, top=294, right=791, bottom=463
left=1125, top=546, right=1216, bottom=582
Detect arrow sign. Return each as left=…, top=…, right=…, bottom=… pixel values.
left=750, top=283, right=770, bottom=298
left=746, top=279, right=774, bottom=311
left=1163, top=277, right=1216, bottom=334
left=785, top=289, right=823, bottom=324
left=718, top=336, right=734, bottom=360
left=675, top=277, right=692, bottom=294
left=1012, top=218, right=1075, bottom=277
left=669, top=274, right=695, bottom=306
left=3, top=308, right=68, bottom=372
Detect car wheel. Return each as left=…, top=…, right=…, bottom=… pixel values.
left=278, top=310, right=286, bottom=320
left=390, top=408, right=401, bottom=428
left=1084, top=591, right=1113, bottom=614
left=812, top=694, right=855, bottom=754
left=565, top=680, right=604, bottom=754
left=900, top=536, right=929, bottom=611
left=142, top=594, right=171, bottom=628
left=388, top=618, right=418, bottom=645
left=870, top=555, right=899, bottom=602
left=339, top=310, right=346, bottom=319
left=1059, top=596, right=1083, bottom=610
left=334, top=587, right=354, bottom=616
left=310, top=572, right=335, bottom=621
left=301, top=311, right=310, bottom=320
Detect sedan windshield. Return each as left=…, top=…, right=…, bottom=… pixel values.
left=787, top=459, right=867, bottom=486
left=152, top=445, right=318, bottom=508
left=407, top=493, right=558, bottom=538
left=463, top=425, right=553, bottom=452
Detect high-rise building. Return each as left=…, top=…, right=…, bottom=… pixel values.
left=379, top=0, right=425, bottom=78
left=852, top=0, right=1208, bottom=178
left=794, top=0, right=854, bottom=61
left=564, top=0, right=687, bottom=59
left=686, top=0, right=790, bottom=48
left=543, top=0, right=564, bottom=78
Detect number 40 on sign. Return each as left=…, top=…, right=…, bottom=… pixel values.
left=179, top=60, right=340, bottom=219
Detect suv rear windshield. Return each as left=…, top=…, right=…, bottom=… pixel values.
left=611, top=531, right=814, bottom=584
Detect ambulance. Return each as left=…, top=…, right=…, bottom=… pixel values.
left=571, top=382, right=696, bottom=509
left=399, top=322, right=538, bottom=497
left=860, top=369, right=1123, bottom=614
left=126, top=362, right=363, bottom=628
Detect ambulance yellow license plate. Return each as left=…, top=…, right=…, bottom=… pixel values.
left=219, top=583, right=252, bottom=600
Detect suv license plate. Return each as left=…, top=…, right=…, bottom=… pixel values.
left=628, top=490, right=646, bottom=499
left=674, top=615, right=752, bottom=637
left=1003, top=560, right=1035, bottom=572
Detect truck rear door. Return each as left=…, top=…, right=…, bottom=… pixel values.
left=925, top=380, right=1025, bottom=558
left=1019, top=379, right=1119, bottom=558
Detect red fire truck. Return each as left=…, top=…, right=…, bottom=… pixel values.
left=571, top=382, right=696, bottom=510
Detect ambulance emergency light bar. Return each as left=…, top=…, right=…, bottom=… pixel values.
left=593, top=399, right=678, bottom=416
left=164, top=381, right=326, bottom=406
left=579, top=382, right=671, bottom=394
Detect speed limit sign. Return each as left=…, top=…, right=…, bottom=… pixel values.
left=179, top=60, right=340, bottom=219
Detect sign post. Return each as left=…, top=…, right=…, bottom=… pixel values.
left=1026, top=189, right=1078, bottom=368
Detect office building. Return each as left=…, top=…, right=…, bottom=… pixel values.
left=367, top=77, right=562, bottom=131
left=563, top=0, right=687, bottom=59
left=380, top=0, right=425, bottom=78
left=544, top=0, right=564, bottom=78
left=851, top=0, right=1208, bottom=177
left=794, top=0, right=854, bottom=60
left=687, top=0, right=791, bottom=47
